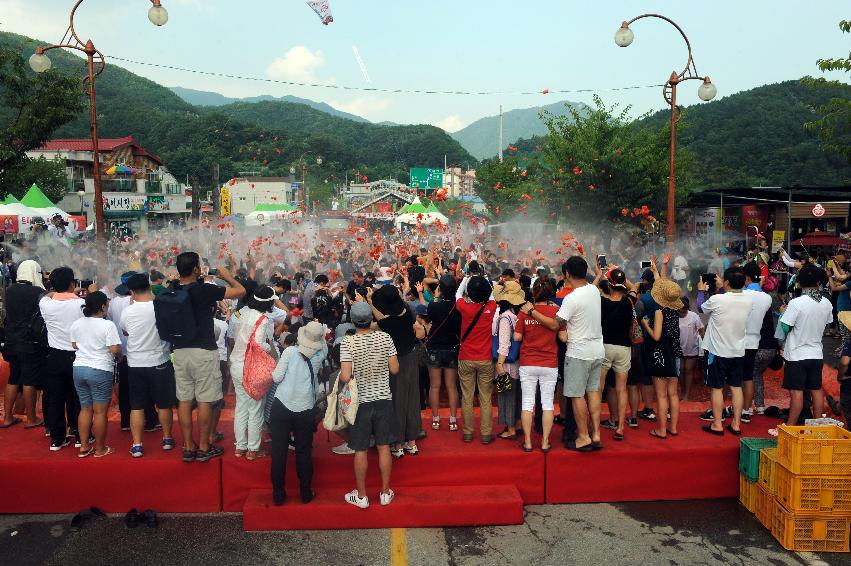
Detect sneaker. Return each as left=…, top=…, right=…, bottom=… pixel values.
left=331, top=442, right=355, bottom=455
left=600, top=419, right=618, bottom=430
left=741, top=410, right=752, bottom=424
left=195, top=446, right=224, bottom=462
left=162, top=438, right=175, bottom=451
left=345, top=490, right=369, bottom=509
left=638, top=408, right=656, bottom=421
left=722, top=406, right=734, bottom=419
left=130, top=444, right=144, bottom=458
left=50, top=439, right=70, bottom=451
left=67, top=428, right=78, bottom=438
left=699, top=409, right=721, bottom=421
left=120, top=425, right=131, bottom=432
left=74, top=436, right=94, bottom=449
left=627, top=417, right=639, bottom=428
left=755, top=406, right=766, bottom=415
left=380, top=489, right=395, bottom=506
left=143, top=424, right=159, bottom=433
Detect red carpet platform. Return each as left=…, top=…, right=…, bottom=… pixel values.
left=546, top=415, right=777, bottom=504
left=0, top=422, right=221, bottom=513
left=223, top=412, right=546, bottom=511
left=243, top=484, right=524, bottom=531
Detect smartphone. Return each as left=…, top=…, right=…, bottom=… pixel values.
left=79, top=279, right=94, bottom=288
left=640, top=260, right=651, bottom=270
left=598, top=255, right=607, bottom=269
left=701, top=273, right=716, bottom=284
left=208, top=268, right=219, bottom=276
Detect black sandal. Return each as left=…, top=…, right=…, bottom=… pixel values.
left=521, top=443, right=533, bottom=453
left=649, top=429, right=666, bottom=440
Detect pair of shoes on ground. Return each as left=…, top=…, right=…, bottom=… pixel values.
left=273, top=489, right=315, bottom=506
left=125, top=508, right=158, bottom=528
left=345, top=489, right=394, bottom=509
left=130, top=438, right=176, bottom=458
left=70, top=506, right=106, bottom=531
left=182, top=445, right=224, bottom=463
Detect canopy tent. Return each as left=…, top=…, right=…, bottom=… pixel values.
left=397, top=196, right=428, bottom=215
left=791, top=231, right=849, bottom=248
left=244, top=203, right=303, bottom=227
left=20, top=183, right=67, bottom=219
left=394, top=206, right=448, bottom=228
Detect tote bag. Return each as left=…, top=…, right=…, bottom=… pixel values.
left=323, top=373, right=359, bottom=430
left=242, top=316, right=276, bottom=400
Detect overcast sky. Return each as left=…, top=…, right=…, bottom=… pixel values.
left=3, top=0, right=849, bottom=130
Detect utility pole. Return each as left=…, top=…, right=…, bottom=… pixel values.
left=211, top=163, right=220, bottom=216
left=498, top=105, right=504, bottom=163
left=191, top=175, right=200, bottom=219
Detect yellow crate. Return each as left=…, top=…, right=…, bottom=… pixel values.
left=775, top=464, right=851, bottom=515
left=776, top=425, right=851, bottom=476
left=739, top=472, right=757, bottom=513
left=770, top=497, right=850, bottom=552
left=759, top=448, right=779, bottom=495
left=755, top=484, right=775, bottom=529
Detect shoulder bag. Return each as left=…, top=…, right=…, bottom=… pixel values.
left=242, top=316, right=276, bottom=400
left=491, top=312, right=520, bottom=363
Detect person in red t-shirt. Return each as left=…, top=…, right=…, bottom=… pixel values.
left=515, top=278, right=565, bottom=452
left=455, top=275, right=497, bottom=443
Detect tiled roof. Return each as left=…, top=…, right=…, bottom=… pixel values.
left=37, top=136, right=135, bottom=152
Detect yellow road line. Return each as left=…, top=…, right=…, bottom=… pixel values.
left=390, top=527, right=408, bottom=566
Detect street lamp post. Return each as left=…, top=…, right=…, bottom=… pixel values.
left=76, top=189, right=85, bottom=216
left=615, top=14, right=716, bottom=245
left=290, top=153, right=322, bottom=213
left=29, top=0, right=168, bottom=241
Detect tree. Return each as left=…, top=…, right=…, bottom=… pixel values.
left=4, top=155, right=68, bottom=203
left=0, top=46, right=85, bottom=197
left=802, top=20, right=851, bottom=163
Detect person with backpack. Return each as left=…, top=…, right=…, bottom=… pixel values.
left=69, top=291, right=122, bottom=458
left=159, top=252, right=245, bottom=463
left=455, top=275, right=497, bottom=444
left=269, top=320, right=328, bottom=506
left=120, top=273, right=177, bottom=458
left=229, top=286, right=278, bottom=460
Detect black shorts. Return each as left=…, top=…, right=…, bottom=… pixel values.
left=705, top=354, right=744, bottom=389
left=347, top=399, right=398, bottom=451
left=627, top=346, right=648, bottom=386
left=128, top=361, right=177, bottom=410
left=6, top=355, right=21, bottom=386
left=742, top=349, right=757, bottom=382
left=425, top=348, right=458, bottom=369
left=13, top=356, right=44, bottom=388
left=782, top=359, right=823, bottom=391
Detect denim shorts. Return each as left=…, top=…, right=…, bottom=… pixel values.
left=73, top=366, right=114, bottom=407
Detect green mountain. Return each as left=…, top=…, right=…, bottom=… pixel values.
left=450, top=100, right=587, bottom=160
left=169, top=86, right=371, bottom=123
left=491, top=81, right=851, bottom=189
left=1, top=31, right=473, bottom=191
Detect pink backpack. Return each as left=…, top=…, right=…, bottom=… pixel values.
left=242, top=316, right=276, bottom=400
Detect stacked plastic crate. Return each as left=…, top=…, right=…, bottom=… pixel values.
left=742, top=425, right=851, bottom=553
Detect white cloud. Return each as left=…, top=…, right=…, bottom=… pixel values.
left=265, top=46, right=326, bottom=83
left=329, top=96, right=392, bottom=121
left=435, top=115, right=466, bottom=133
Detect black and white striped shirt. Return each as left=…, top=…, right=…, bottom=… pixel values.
left=340, top=331, right=397, bottom=403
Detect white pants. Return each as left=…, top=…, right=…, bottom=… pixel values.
left=231, top=363, right=264, bottom=451
left=519, top=366, right=559, bottom=412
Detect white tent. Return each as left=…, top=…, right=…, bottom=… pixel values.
left=244, top=206, right=303, bottom=227
left=393, top=210, right=448, bottom=228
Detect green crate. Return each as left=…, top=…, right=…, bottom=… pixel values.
left=739, top=437, right=778, bottom=482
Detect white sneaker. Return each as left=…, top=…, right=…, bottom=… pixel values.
left=755, top=406, right=766, bottom=415
left=332, top=442, right=355, bottom=455
left=345, top=489, right=369, bottom=509
left=380, top=489, right=395, bottom=506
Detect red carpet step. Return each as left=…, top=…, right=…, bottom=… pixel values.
left=243, top=484, right=524, bottom=531
left=546, top=415, right=776, bottom=504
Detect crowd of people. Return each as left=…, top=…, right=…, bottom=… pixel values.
left=0, top=221, right=849, bottom=509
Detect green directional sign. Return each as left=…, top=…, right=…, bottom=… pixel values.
left=410, top=168, right=443, bottom=190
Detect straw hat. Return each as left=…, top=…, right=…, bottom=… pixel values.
left=297, top=321, right=326, bottom=357
left=494, top=280, right=525, bottom=306
left=651, top=278, right=684, bottom=310
left=839, top=311, right=851, bottom=333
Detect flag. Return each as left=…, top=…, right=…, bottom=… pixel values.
left=307, top=0, right=333, bottom=25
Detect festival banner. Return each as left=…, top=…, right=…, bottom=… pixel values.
left=221, top=186, right=231, bottom=217
left=741, top=204, right=768, bottom=235
left=693, top=208, right=720, bottom=238
left=771, top=230, right=785, bottom=252
left=0, top=215, right=19, bottom=233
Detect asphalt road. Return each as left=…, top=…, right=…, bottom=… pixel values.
left=1, top=499, right=847, bottom=566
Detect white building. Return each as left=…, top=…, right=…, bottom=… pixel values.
left=443, top=167, right=476, bottom=198
left=223, top=177, right=298, bottom=216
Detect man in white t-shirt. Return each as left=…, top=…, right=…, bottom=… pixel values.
left=39, top=267, right=85, bottom=451
left=120, top=273, right=176, bottom=457
left=778, top=264, right=833, bottom=429
left=742, top=263, right=774, bottom=421
left=525, top=256, right=604, bottom=452
left=698, top=267, right=752, bottom=436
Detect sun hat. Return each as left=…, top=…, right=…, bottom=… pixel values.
left=349, top=301, right=373, bottom=327
left=493, top=280, right=525, bottom=306
left=16, top=260, right=45, bottom=289
left=651, top=278, right=684, bottom=310
left=372, top=284, right=405, bottom=316
left=605, top=268, right=628, bottom=290
left=297, top=321, right=326, bottom=358
left=838, top=311, right=851, bottom=333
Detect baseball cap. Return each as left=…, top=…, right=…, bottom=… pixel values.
left=349, top=301, right=373, bottom=327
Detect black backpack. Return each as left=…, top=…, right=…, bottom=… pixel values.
left=153, top=282, right=197, bottom=344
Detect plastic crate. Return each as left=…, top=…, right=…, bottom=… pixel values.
left=776, top=425, right=851, bottom=475
left=770, top=498, right=850, bottom=552
left=739, top=473, right=757, bottom=512
left=740, top=437, right=778, bottom=482
left=775, top=464, right=851, bottom=515
left=758, top=448, right=779, bottom=494
left=755, top=484, right=774, bottom=529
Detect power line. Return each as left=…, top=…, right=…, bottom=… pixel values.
left=106, top=55, right=664, bottom=97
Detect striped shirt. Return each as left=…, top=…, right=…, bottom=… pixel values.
left=339, top=330, right=397, bottom=403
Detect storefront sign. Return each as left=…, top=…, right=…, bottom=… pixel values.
left=103, top=194, right=147, bottom=211
left=812, top=203, right=825, bottom=217
left=693, top=208, right=720, bottom=237
left=771, top=230, right=786, bottom=252
left=147, top=195, right=170, bottom=212
left=741, top=204, right=769, bottom=235
left=221, top=186, right=231, bottom=217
